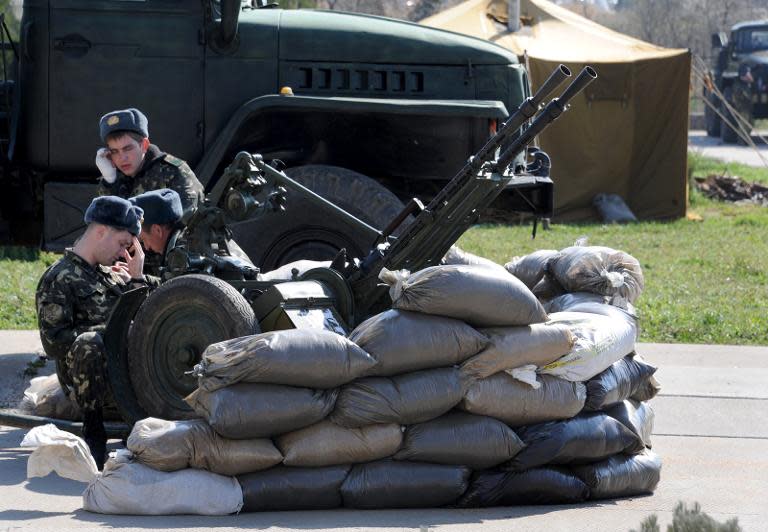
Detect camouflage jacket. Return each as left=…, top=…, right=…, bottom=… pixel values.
left=36, top=251, right=159, bottom=360
left=97, top=144, right=205, bottom=220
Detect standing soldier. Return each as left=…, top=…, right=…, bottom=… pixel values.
left=35, top=196, right=158, bottom=469
left=95, top=108, right=204, bottom=221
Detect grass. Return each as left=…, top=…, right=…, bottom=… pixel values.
left=1, top=153, right=766, bottom=344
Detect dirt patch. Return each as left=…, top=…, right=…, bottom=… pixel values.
left=694, top=174, right=768, bottom=206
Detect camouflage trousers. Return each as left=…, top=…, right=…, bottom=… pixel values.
left=65, top=332, right=108, bottom=412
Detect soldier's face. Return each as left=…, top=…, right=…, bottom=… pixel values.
left=97, top=227, right=135, bottom=265
left=106, top=135, right=149, bottom=177
left=139, top=224, right=171, bottom=254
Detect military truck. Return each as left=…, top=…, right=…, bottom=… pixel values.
left=704, top=20, right=768, bottom=144
left=0, top=0, right=537, bottom=267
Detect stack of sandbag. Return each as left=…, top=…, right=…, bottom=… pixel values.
left=21, top=374, right=81, bottom=420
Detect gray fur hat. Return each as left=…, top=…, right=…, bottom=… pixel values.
left=129, top=188, right=182, bottom=226
left=84, top=196, right=143, bottom=236
left=99, top=108, right=149, bottom=143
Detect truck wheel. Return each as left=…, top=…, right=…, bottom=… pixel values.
left=720, top=86, right=739, bottom=144
left=704, top=92, right=721, bottom=137
left=127, top=274, right=257, bottom=420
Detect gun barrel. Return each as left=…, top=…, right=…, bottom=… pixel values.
left=558, top=66, right=598, bottom=106
left=531, top=64, right=572, bottom=108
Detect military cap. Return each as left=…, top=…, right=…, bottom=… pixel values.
left=84, top=196, right=144, bottom=236
left=99, top=108, right=149, bottom=142
left=129, top=188, right=183, bottom=226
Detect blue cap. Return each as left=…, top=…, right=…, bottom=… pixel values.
left=129, top=188, right=183, bottom=226
left=84, top=196, right=143, bottom=236
left=99, top=108, right=149, bottom=142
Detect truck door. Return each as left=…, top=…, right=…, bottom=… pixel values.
left=48, top=0, right=204, bottom=171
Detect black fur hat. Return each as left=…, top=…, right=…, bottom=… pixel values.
left=99, top=108, right=149, bottom=142
left=84, top=196, right=143, bottom=236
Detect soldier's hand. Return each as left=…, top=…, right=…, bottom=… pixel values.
left=95, top=148, right=117, bottom=184
left=122, top=237, right=146, bottom=280
left=111, top=261, right=131, bottom=283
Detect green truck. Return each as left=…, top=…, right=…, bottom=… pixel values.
left=705, top=20, right=768, bottom=144
left=0, top=0, right=537, bottom=267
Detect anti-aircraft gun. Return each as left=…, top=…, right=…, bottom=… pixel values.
left=0, top=64, right=596, bottom=432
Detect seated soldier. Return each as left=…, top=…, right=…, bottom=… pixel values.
left=36, top=196, right=159, bottom=469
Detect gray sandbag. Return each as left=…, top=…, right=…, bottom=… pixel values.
left=276, top=421, right=403, bottom=467
left=22, top=374, right=81, bottom=420
left=442, top=245, right=507, bottom=273
left=83, top=457, right=243, bottom=515
left=631, top=374, right=662, bottom=402
left=349, top=309, right=488, bottom=377
left=606, top=399, right=655, bottom=451
left=258, top=259, right=331, bottom=281
left=461, top=323, right=574, bottom=380
left=238, top=465, right=349, bottom=511
left=532, top=274, right=566, bottom=300
left=544, top=292, right=608, bottom=312
left=186, top=384, right=337, bottom=439
left=460, top=372, right=586, bottom=427
left=504, top=249, right=559, bottom=290
left=394, top=412, right=524, bottom=469
left=571, top=449, right=662, bottom=499
left=194, top=329, right=377, bottom=391
left=341, top=461, right=470, bottom=509
left=457, top=467, right=590, bottom=507
left=127, top=418, right=282, bottom=475
left=585, top=355, right=657, bottom=411
left=329, top=367, right=466, bottom=428
left=549, top=245, right=644, bottom=304
left=507, top=412, right=642, bottom=472
left=380, top=264, right=548, bottom=327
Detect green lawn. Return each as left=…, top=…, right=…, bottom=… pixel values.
left=2, top=154, right=767, bottom=344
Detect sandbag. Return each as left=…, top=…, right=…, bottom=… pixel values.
left=585, top=355, right=657, bottom=411
left=606, top=399, right=655, bottom=451
left=458, top=467, right=590, bottom=507
left=238, top=465, right=349, bottom=511
left=127, top=418, right=282, bottom=475
left=631, top=374, right=662, bottom=402
left=549, top=245, right=644, bottom=304
left=186, top=384, right=337, bottom=439
left=83, top=457, right=243, bottom=515
left=504, top=249, right=559, bottom=289
left=276, top=421, right=403, bottom=467
left=330, top=367, right=466, bottom=428
left=380, top=264, right=548, bottom=327
left=571, top=450, right=662, bottom=499
left=507, top=412, right=641, bottom=471
left=442, top=245, right=507, bottom=273
left=532, top=274, right=566, bottom=300
left=460, top=373, right=586, bottom=427
left=461, top=323, right=574, bottom=380
left=593, top=193, right=638, bottom=223
left=194, top=329, right=377, bottom=391
left=539, top=312, right=637, bottom=382
left=341, top=461, right=470, bottom=509
left=544, top=291, right=638, bottom=316
left=258, top=259, right=331, bottom=281
left=349, top=309, right=488, bottom=377
left=22, top=374, right=81, bottom=420
left=394, top=412, right=524, bottom=469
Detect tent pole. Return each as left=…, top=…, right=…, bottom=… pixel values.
left=508, top=0, right=520, bottom=32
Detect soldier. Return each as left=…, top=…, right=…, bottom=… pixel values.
left=95, top=108, right=204, bottom=220
left=35, top=196, right=158, bottom=469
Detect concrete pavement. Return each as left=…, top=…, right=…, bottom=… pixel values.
left=688, top=129, right=768, bottom=168
left=0, top=333, right=766, bottom=531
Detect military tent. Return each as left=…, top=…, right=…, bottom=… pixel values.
left=423, top=0, right=691, bottom=220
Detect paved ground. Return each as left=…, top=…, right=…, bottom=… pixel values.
left=688, top=129, right=768, bottom=168
left=0, top=333, right=766, bottom=531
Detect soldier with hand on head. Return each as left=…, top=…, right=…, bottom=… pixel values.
left=95, top=108, right=204, bottom=221
left=35, top=196, right=160, bottom=470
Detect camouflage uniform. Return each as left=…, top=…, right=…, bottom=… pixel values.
left=98, top=144, right=204, bottom=220
left=35, top=250, right=159, bottom=411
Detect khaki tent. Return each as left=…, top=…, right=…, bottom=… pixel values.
left=423, top=0, right=691, bottom=220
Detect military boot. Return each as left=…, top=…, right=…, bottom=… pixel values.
left=82, top=409, right=107, bottom=471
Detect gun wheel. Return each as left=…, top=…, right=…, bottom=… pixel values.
left=127, top=274, right=258, bottom=420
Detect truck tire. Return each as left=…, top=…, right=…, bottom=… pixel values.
left=127, top=274, right=258, bottom=420
left=720, top=86, right=739, bottom=144
left=704, top=92, right=721, bottom=137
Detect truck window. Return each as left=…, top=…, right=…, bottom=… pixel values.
left=749, top=29, right=768, bottom=51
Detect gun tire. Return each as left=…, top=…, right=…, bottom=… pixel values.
left=127, top=274, right=258, bottom=420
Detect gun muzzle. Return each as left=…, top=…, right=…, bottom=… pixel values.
left=530, top=64, right=572, bottom=109
left=557, top=66, right=598, bottom=107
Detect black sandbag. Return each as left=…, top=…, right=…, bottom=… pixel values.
left=504, top=249, right=559, bottom=290
left=585, top=355, right=657, bottom=411
left=194, top=329, right=377, bottom=391
left=186, top=384, right=337, bottom=439
left=394, top=412, right=524, bottom=469
left=532, top=274, right=566, bottom=300
left=507, top=412, right=641, bottom=471
left=330, top=367, right=466, bottom=428
left=605, top=399, right=655, bottom=451
left=341, top=461, right=470, bottom=509
left=458, top=467, right=590, bottom=507
left=459, top=372, right=586, bottom=427
left=571, top=449, right=662, bottom=499
left=238, top=465, right=350, bottom=511
left=630, top=374, right=661, bottom=402
left=349, top=309, right=488, bottom=377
